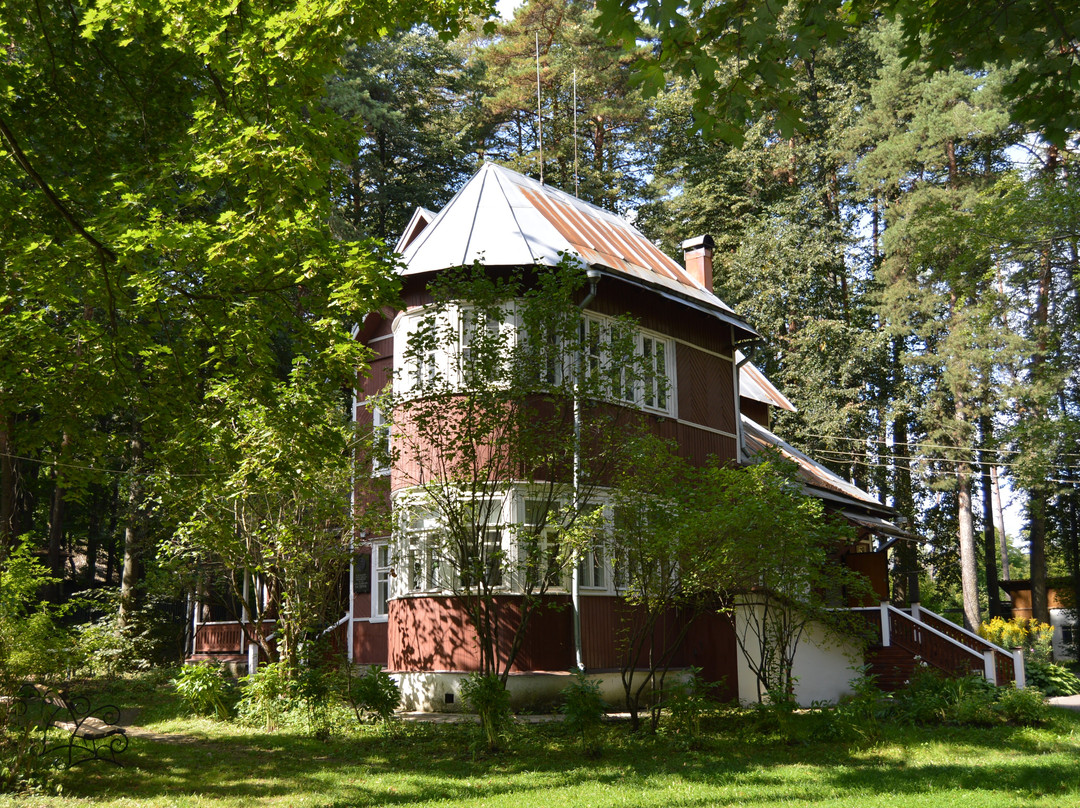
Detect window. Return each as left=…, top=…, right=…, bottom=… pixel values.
left=372, top=543, right=391, bottom=619
left=1060, top=625, right=1075, bottom=647
left=518, top=498, right=564, bottom=590
left=371, top=405, right=390, bottom=475
left=460, top=498, right=505, bottom=588
left=641, top=336, right=669, bottom=410
left=577, top=314, right=674, bottom=416
left=521, top=321, right=563, bottom=387
left=460, top=307, right=504, bottom=385
left=576, top=501, right=606, bottom=589
left=403, top=508, right=443, bottom=592
left=578, top=542, right=606, bottom=589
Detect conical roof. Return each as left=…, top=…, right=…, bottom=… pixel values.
left=399, top=162, right=756, bottom=337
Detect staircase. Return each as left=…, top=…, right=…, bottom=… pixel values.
left=855, top=603, right=1025, bottom=691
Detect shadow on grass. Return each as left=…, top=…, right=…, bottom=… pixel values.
left=46, top=689, right=1080, bottom=807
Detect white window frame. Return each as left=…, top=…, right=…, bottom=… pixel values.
left=578, top=313, right=676, bottom=417
left=516, top=495, right=567, bottom=591
left=370, top=404, right=391, bottom=476
left=371, top=541, right=391, bottom=622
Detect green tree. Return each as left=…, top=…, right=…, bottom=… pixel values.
left=0, top=0, right=490, bottom=633
left=704, top=455, right=866, bottom=702
left=475, top=0, right=657, bottom=213
left=328, top=26, right=482, bottom=243
left=169, top=374, right=375, bottom=670
left=593, top=0, right=1080, bottom=145
left=852, top=24, right=1018, bottom=630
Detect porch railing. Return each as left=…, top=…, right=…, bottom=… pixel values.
left=192, top=620, right=277, bottom=656
left=852, top=603, right=1024, bottom=688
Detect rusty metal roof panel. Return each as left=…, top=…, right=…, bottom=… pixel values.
left=741, top=415, right=888, bottom=512
left=738, top=353, right=797, bottom=412
left=399, top=163, right=748, bottom=328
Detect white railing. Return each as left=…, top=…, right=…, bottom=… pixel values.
left=850, top=603, right=1024, bottom=688
left=912, top=605, right=1025, bottom=687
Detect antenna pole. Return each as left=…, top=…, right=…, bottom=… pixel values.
left=573, top=68, right=579, bottom=197
left=536, top=32, right=543, bottom=185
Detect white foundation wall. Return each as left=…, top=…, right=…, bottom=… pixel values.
left=395, top=669, right=690, bottom=713
left=734, top=604, right=863, bottom=706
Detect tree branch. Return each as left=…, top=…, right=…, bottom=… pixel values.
left=0, top=114, right=118, bottom=263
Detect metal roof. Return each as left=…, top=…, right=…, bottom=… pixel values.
left=741, top=415, right=894, bottom=517
left=737, top=352, right=796, bottom=412
left=398, top=162, right=755, bottom=337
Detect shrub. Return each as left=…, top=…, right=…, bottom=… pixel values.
left=172, top=663, right=234, bottom=719
left=346, top=665, right=401, bottom=723
left=461, top=672, right=512, bottom=753
left=74, top=589, right=185, bottom=677
left=561, top=669, right=604, bottom=757
left=993, top=685, right=1050, bottom=725
left=1024, top=660, right=1080, bottom=697
left=889, top=667, right=1050, bottom=727
left=979, top=617, right=1053, bottom=663
left=237, top=662, right=296, bottom=731
left=663, top=668, right=715, bottom=747
left=0, top=541, right=76, bottom=683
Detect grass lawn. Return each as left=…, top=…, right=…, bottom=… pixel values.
left=4, top=674, right=1080, bottom=808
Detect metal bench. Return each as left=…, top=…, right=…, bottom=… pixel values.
left=22, top=683, right=128, bottom=767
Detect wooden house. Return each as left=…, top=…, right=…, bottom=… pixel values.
left=189, top=163, right=1023, bottom=707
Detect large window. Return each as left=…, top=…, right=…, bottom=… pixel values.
left=518, top=498, right=565, bottom=590
left=391, top=490, right=654, bottom=597
left=578, top=314, right=675, bottom=416
left=394, top=306, right=675, bottom=417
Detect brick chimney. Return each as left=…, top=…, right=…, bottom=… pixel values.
left=681, top=234, right=715, bottom=291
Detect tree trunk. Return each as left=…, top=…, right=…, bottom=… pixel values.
left=47, top=475, right=65, bottom=602
left=0, top=413, right=13, bottom=559
left=955, top=388, right=980, bottom=631
left=1029, top=493, right=1050, bottom=625
left=46, top=430, right=72, bottom=602
left=992, top=465, right=1010, bottom=581
left=979, top=414, right=1000, bottom=618
left=957, top=460, right=981, bottom=631
left=118, top=428, right=146, bottom=631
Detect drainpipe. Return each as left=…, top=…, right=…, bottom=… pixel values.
left=572, top=267, right=601, bottom=672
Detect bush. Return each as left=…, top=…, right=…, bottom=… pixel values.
left=561, top=669, right=604, bottom=757
left=344, top=665, right=400, bottom=724
left=1024, top=660, right=1080, bottom=697
left=0, top=541, right=76, bottom=683
left=662, top=668, right=715, bottom=747
left=237, top=662, right=296, bottom=731
left=461, top=672, right=512, bottom=753
left=889, top=667, right=1049, bottom=727
left=979, top=617, right=1053, bottom=663
left=993, top=685, right=1050, bottom=725
left=172, top=663, right=234, bottom=719
left=74, top=589, right=185, bottom=677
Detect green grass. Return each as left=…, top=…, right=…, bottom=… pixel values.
left=4, top=673, right=1080, bottom=807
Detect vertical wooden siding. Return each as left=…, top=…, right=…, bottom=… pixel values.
left=676, top=343, right=736, bottom=434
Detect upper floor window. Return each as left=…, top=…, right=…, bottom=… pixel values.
left=393, top=307, right=675, bottom=416
left=371, top=405, right=391, bottom=476
left=579, top=314, right=675, bottom=416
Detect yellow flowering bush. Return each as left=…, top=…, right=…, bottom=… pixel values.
left=978, top=616, right=1054, bottom=663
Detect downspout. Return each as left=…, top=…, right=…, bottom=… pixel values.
left=572, top=267, right=601, bottom=672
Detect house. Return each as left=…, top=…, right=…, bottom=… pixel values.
left=189, top=162, right=1023, bottom=707
left=999, top=578, right=1077, bottom=661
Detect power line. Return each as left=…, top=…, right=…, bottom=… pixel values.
left=797, top=430, right=1080, bottom=462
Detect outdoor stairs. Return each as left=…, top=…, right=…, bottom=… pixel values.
left=857, top=603, right=1025, bottom=691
